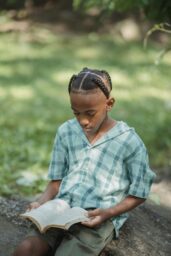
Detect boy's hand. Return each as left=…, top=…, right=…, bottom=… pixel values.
left=81, top=196, right=145, bottom=228
left=26, top=201, right=41, bottom=211
left=82, top=208, right=109, bottom=227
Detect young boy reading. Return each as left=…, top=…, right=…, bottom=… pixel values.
left=13, top=67, right=155, bottom=256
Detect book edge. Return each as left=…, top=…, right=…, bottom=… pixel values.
left=20, top=214, right=44, bottom=233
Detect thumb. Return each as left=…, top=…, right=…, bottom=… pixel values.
left=88, top=208, right=100, bottom=217
left=27, top=202, right=40, bottom=211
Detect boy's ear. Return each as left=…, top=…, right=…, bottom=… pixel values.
left=106, top=97, right=115, bottom=111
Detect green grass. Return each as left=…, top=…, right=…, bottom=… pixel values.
left=0, top=28, right=171, bottom=196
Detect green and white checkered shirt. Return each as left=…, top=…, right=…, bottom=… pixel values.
left=48, top=119, right=155, bottom=236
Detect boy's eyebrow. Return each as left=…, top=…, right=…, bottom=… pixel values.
left=71, top=107, right=96, bottom=112
left=71, top=107, right=77, bottom=111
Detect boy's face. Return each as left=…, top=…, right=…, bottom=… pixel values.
left=70, top=89, right=114, bottom=136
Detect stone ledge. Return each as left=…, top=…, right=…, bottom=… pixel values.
left=0, top=197, right=171, bottom=256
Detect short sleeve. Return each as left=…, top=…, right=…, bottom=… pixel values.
left=126, top=143, right=156, bottom=199
left=48, top=128, right=68, bottom=180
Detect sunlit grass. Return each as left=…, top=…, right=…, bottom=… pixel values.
left=0, top=29, right=171, bottom=196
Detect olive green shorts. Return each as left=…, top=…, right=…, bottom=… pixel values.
left=28, top=220, right=115, bottom=256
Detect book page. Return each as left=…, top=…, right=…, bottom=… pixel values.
left=21, top=199, right=70, bottom=231
left=44, top=207, right=89, bottom=231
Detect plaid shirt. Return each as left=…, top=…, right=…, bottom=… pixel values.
left=48, top=119, right=155, bottom=237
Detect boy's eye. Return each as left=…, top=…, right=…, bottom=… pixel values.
left=73, top=111, right=96, bottom=117
left=86, top=112, right=96, bottom=117
left=73, top=112, right=80, bottom=116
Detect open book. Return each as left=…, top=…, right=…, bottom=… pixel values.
left=20, top=199, right=89, bottom=233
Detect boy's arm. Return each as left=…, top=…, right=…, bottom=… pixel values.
left=28, top=180, right=62, bottom=210
left=82, top=195, right=145, bottom=227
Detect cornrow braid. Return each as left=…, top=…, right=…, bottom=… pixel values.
left=81, top=67, right=89, bottom=73
left=68, top=75, right=77, bottom=93
left=68, top=68, right=112, bottom=98
left=101, top=70, right=112, bottom=89
left=92, top=77, right=110, bottom=98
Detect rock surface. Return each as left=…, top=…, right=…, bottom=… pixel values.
left=0, top=197, right=171, bottom=256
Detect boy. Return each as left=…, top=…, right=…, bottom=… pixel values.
left=13, top=67, right=155, bottom=256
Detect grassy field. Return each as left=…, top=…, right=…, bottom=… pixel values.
left=0, top=28, right=171, bottom=196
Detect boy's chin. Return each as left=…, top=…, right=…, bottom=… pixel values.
left=84, top=129, right=93, bottom=134
left=84, top=128, right=97, bottom=136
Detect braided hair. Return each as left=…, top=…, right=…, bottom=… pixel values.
left=68, top=67, right=112, bottom=98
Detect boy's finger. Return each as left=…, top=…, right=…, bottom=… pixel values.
left=88, top=208, right=100, bottom=217
left=81, top=218, right=99, bottom=227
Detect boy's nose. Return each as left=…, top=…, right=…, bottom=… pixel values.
left=79, top=117, right=89, bottom=127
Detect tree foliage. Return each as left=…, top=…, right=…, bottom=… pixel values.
left=1, top=0, right=171, bottom=23
left=0, top=0, right=68, bottom=10
left=73, top=0, right=171, bottom=22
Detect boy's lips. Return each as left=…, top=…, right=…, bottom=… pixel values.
left=83, top=127, right=93, bottom=132
left=84, top=128, right=91, bottom=131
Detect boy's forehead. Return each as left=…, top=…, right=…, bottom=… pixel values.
left=70, top=90, right=106, bottom=110
left=70, top=88, right=101, bottom=95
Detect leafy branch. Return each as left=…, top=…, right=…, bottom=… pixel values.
left=144, top=23, right=171, bottom=64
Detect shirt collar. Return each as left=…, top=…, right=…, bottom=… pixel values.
left=69, top=119, right=132, bottom=147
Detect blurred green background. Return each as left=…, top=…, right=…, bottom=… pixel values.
left=0, top=0, right=171, bottom=197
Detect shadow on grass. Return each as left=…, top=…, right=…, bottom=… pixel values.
left=0, top=37, right=170, bottom=92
